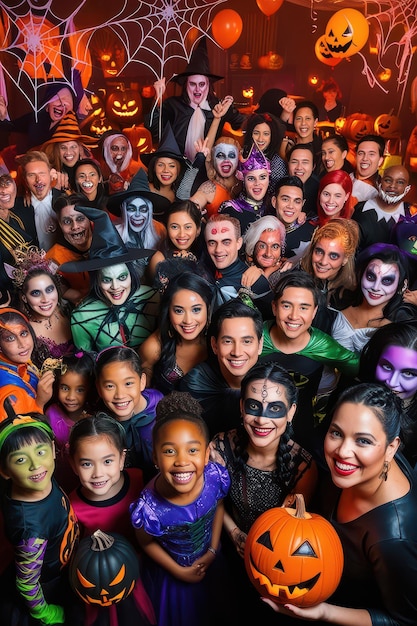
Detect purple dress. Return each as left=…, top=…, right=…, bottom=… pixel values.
left=130, top=462, right=230, bottom=626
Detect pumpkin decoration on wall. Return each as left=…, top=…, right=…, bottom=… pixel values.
left=339, top=112, right=375, bottom=166
left=244, top=494, right=343, bottom=608
left=70, top=529, right=140, bottom=606
left=106, top=86, right=143, bottom=128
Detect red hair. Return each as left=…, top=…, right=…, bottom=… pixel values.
left=317, top=169, right=354, bottom=226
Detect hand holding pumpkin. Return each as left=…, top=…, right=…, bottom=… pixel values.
left=230, top=526, right=247, bottom=558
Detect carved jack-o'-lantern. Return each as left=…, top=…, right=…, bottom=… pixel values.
left=106, top=88, right=143, bottom=126
left=374, top=113, right=402, bottom=139
left=340, top=112, right=374, bottom=144
left=123, top=125, right=153, bottom=156
left=245, top=494, right=344, bottom=608
left=324, top=8, right=369, bottom=58
left=314, top=36, right=341, bottom=67
left=70, top=530, right=139, bottom=606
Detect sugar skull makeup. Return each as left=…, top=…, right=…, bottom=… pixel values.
left=361, top=259, right=400, bottom=307
left=375, top=344, right=417, bottom=400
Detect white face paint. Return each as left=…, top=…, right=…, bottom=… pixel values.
left=124, top=197, right=152, bottom=233
left=361, top=259, right=400, bottom=307
left=99, top=263, right=132, bottom=305
left=213, top=143, right=239, bottom=178
left=186, top=74, right=209, bottom=106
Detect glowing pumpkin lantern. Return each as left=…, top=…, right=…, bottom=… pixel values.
left=70, top=529, right=139, bottom=606
left=245, top=494, right=343, bottom=608
left=106, top=87, right=143, bottom=127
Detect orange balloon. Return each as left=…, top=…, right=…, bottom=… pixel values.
left=324, top=9, right=369, bottom=58
left=212, top=10, right=243, bottom=49
left=256, top=0, right=284, bottom=18
left=315, top=36, right=341, bottom=67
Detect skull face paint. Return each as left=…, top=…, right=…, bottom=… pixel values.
left=360, top=259, right=400, bottom=307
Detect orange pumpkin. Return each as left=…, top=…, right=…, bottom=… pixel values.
left=374, top=113, right=402, bottom=139
left=340, top=112, right=374, bottom=144
left=244, top=494, right=344, bottom=608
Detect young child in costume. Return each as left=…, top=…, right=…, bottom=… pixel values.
left=130, top=410, right=231, bottom=626
left=45, top=352, right=96, bottom=451
left=0, top=413, right=79, bottom=625
left=68, top=413, right=155, bottom=626
left=45, top=351, right=96, bottom=493
left=95, top=346, right=163, bottom=481
left=0, top=308, right=55, bottom=421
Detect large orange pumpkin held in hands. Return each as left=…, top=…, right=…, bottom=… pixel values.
left=244, top=494, right=343, bottom=608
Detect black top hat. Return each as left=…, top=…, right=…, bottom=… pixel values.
left=141, top=123, right=187, bottom=168
left=59, top=206, right=153, bottom=273
left=172, top=37, right=223, bottom=85
left=106, top=168, right=170, bottom=216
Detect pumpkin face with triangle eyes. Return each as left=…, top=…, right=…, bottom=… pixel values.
left=70, top=530, right=139, bottom=606
left=106, top=88, right=143, bottom=126
left=244, top=495, right=344, bottom=607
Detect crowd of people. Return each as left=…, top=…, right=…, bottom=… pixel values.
left=0, top=36, right=417, bottom=626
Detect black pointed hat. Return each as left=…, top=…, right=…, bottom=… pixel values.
left=106, top=168, right=170, bottom=216
left=172, top=37, right=223, bottom=85
left=140, top=122, right=187, bottom=167
left=59, top=206, right=154, bottom=273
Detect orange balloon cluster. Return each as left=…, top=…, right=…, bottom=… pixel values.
left=212, top=9, right=243, bottom=49
left=315, top=8, right=369, bottom=66
left=256, top=0, right=284, bottom=18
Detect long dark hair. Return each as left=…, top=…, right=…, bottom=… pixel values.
left=359, top=321, right=417, bottom=463
left=351, top=243, right=409, bottom=321
left=243, top=112, right=286, bottom=160
left=154, top=273, right=213, bottom=383
left=234, top=362, right=301, bottom=489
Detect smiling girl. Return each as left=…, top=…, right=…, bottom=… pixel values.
left=130, top=410, right=231, bottom=626
left=95, top=346, right=162, bottom=480
left=316, top=169, right=354, bottom=226
left=139, top=272, right=212, bottom=394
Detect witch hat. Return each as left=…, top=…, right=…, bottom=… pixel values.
left=141, top=122, right=187, bottom=167
left=106, top=168, right=170, bottom=216
left=42, top=111, right=98, bottom=148
left=172, top=37, right=223, bottom=85
left=59, top=206, right=153, bottom=273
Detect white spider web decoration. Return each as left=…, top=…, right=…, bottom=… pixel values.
left=0, top=0, right=228, bottom=116
left=364, top=0, right=417, bottom=115
left=305, top=0, right=417, bottom=115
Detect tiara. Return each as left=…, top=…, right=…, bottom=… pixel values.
left=12, top=245, right=59, bottom=289
left=236, top=142, right=271, bottom=181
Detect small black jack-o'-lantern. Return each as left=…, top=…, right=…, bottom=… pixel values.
left=69, top=529, right=139, bottom=606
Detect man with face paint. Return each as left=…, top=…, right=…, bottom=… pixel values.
left=204, top=214, right=273, bottom=318
left=190, top=137, right=241, bottom=218
left=352, top=164, right=413, bottom=252
left=145, top=37, right=244, bottom=162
